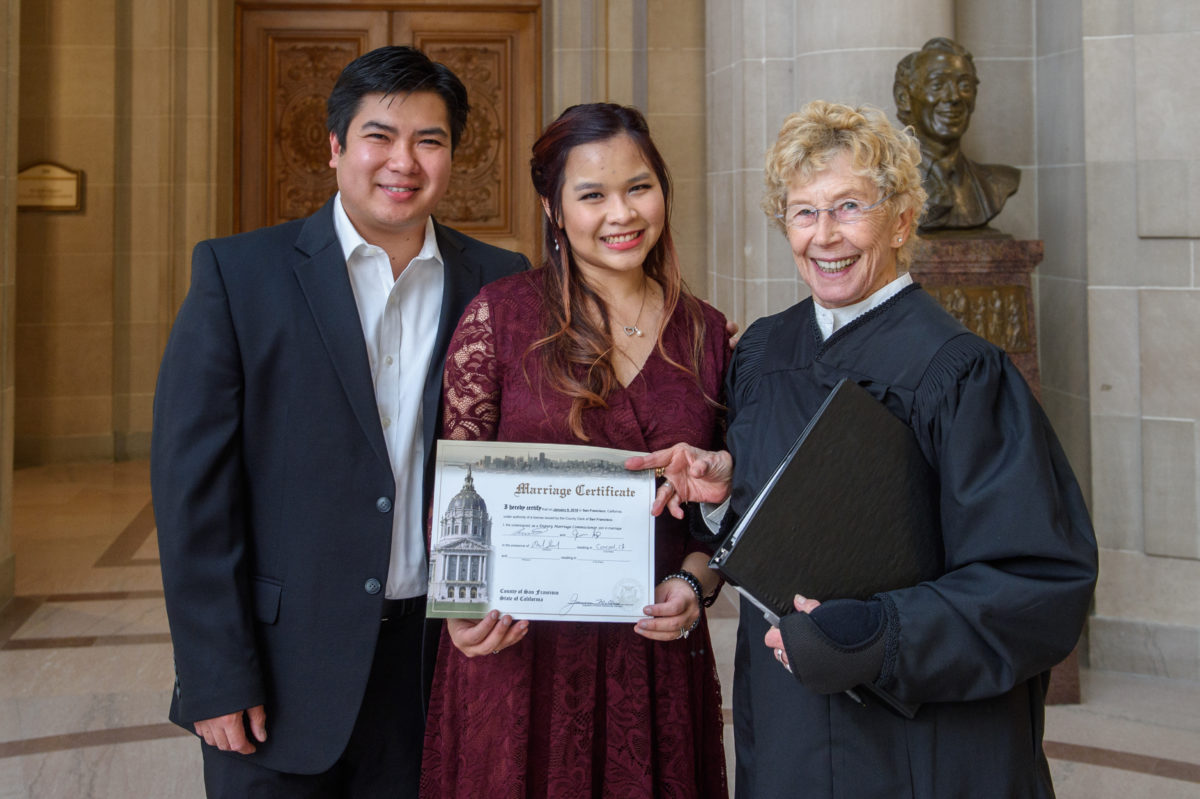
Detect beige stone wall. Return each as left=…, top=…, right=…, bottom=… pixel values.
left=12, top=0, right=230, bottom=466
left=1029, top=0, right=1091, bottom=507
left=647, top=0, right=707, bottom=296
left=17, top=0, right=118, bottom=464
left=0, top=0, right=19, bottom=605
left=1084, top=1, right=1200, bottom=681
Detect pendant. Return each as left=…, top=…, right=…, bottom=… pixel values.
left=623, top=325, right=643, bottom=337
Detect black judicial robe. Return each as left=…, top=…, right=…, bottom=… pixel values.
left=723, top=284, right=1097, bottom=799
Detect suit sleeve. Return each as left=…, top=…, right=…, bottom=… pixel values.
left=877, top=336, right=1098, bottom=703
left=152, top=241, right=265, bottom=723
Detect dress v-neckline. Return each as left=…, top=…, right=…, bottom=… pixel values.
left=614, top=344, right=657, bottom=389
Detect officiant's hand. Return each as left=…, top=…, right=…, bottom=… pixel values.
left=625, top=444, right=734, bottom=519
left=764, top=594, right=821, bottom=672
left=446, top=611, right=529, bottom=658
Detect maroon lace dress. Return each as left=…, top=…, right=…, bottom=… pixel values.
left=421, top=271, right=729, bottom=798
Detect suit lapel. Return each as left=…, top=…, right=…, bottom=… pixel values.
left=292, top=201, right=392, bottom=472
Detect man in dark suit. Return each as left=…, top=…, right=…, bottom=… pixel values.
left=151, top=46, right=529, bottom=797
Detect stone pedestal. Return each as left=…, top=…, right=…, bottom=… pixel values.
left=909, top=237, right=1081, bottom=705
left=909, top=238, right=1043, bottom=398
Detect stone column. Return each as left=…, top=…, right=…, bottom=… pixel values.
left=0, top=0, right=19, bottom=606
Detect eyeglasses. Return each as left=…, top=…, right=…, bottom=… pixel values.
left=775, top=194, right=893, bottom=229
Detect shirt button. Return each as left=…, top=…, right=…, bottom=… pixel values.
left=376, top=497, right=392, bottom=513
left=382, top=417, right=391, bottom=429
left=385, top=356, right=394, bottom=366
left=364, top=578, right=382, bottom=595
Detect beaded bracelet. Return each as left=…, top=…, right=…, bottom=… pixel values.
left=660, top=569, right=718, bottom=609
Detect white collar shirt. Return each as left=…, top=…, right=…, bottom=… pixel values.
left=813, top=272, right=913, bottom=340
left=334, top=194, right=445, bottom=599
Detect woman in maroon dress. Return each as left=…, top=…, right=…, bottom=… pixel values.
left=420, top=103, right=729, bottom=798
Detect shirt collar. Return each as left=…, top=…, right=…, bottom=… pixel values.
left=813, top=272, right=913, bottom=340
left=331, top=192, right=443, bottom=268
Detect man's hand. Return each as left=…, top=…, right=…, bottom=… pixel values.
left=194, top=705, right=267, bottom=754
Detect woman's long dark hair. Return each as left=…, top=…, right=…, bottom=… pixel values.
left=528, top=102, right=710, bottom=441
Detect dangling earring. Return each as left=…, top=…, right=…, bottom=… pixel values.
left=554, top=239, right=559, bottom=251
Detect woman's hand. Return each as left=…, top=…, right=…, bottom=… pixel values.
left=635, top=575, right=701, bottom=642
left=764, top=594, right=821, bottom=672
left=625, top=444, right=734, bottom=519
left=446, top=611, right=529, bottom=657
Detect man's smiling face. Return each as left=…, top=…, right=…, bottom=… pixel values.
left=329, top=90, right=453, bottom=247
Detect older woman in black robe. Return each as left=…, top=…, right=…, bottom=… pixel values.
left=629, top=101, right=1097, bottom=798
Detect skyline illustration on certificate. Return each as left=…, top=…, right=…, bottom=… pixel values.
left=427, top=440, right=656, bottom=623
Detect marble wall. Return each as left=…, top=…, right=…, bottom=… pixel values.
left=1032, top=0, right=1091, bottom=501
left=17, top=0, right=119, bottom=465
left=1084, top=0, right=1200, bottom=681
left=1, top=0, right=19, bottom=607
left=12, top=0, right=230, bottom=466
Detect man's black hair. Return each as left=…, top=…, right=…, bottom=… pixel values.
left=327, top=46, right=470, bottom=152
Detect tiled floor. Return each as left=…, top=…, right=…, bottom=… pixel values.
left=1, top=460, right=1198, bottom=798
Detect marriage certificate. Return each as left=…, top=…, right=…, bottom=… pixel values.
left=426, top=440, right=656, bottom=623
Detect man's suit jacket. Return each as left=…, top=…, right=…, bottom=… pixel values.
left=151, top=198, right=529, bottom=773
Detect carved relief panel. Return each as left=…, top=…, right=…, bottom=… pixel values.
left=909, top=238, right=1044, bottom=397
left=924, top=284, right=1031, bottom=353
left=426, top=43, right=507, bottom=230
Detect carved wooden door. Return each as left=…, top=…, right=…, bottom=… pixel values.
left=237, top=3, right=541, bottom=261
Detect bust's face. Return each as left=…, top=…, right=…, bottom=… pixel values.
left=906, top=51, right=978, bottom=147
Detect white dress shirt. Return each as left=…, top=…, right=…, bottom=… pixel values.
left=812, top=272, right=913, bottom=340
left=333, top=195, right=445, bottom=599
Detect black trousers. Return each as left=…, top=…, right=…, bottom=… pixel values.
left=202, top=608, right=426, bottom=799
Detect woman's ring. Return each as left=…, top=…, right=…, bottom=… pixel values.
left=492, top=649, right=500, bottom=655
left=677, top=628, right=685, bottom=640
left=654, top=466, right=666, bottom=478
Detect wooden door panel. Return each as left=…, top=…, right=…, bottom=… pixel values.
left=395, top=11, right=540, bottom=258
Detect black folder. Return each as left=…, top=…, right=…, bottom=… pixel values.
left=709, top=378, right=942, bottom=718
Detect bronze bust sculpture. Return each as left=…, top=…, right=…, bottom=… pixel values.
left=894, top=38, right=1019, bottom=233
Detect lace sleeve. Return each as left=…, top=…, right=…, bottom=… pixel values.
left=443, top=296, right=501, bottom=441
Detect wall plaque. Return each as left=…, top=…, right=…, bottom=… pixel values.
left=17, top=162, right=83, bottom=211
